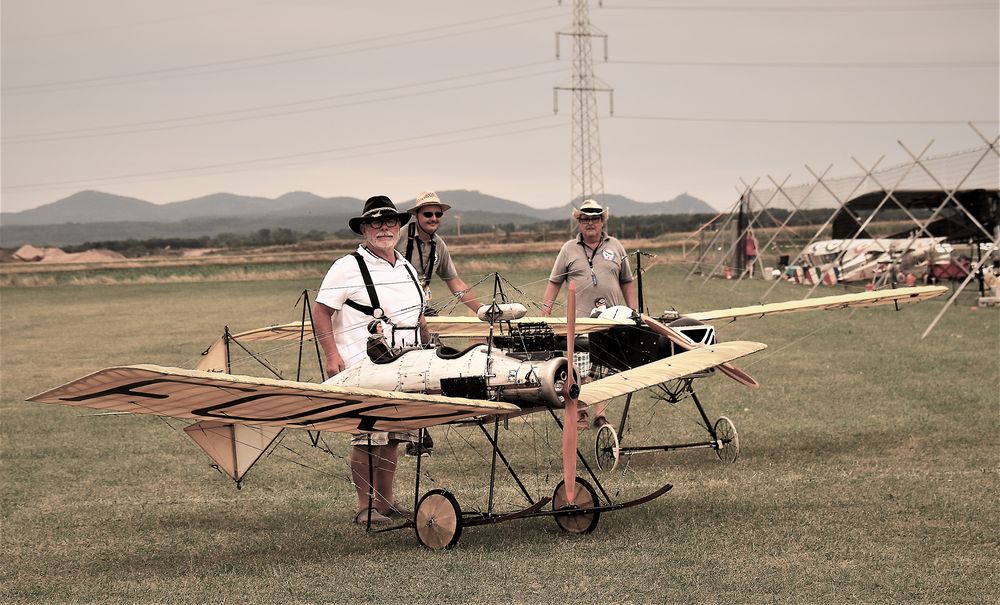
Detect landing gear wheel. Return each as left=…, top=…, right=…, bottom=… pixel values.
left=713, top=416, right=739, bottom=464
left=552, top=476, right=600, bottom=534
left=415, top=489, right=462, bottom=550
left=595, top=423, right=620, bottom=471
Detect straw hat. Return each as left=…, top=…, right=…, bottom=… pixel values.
left=408, top=191, right=452, bottom=214
left=572, top=199, right=609, bottom=220
left=348, top=196, right=411, bottom=235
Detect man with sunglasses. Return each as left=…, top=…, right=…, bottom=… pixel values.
left=313, top=195, right=428, bottom=526
left=396, top=191, right=483, bottom=314
left=395, top=191, right=482, bottom=457
left=541, top=199, right=637, bottom=429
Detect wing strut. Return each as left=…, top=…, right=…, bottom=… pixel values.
left=561, top=282, right=580, bottom=502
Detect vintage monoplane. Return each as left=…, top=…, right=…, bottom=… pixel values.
left=26, top=279, right=945, bottom=549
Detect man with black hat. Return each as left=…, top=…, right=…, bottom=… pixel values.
left=396, top=190, right=483, bottom=314
left=313, top=195, right=428, bottom=526
left=541, top=199, right=637, bottom=429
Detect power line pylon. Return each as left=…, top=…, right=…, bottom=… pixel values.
left=554, top=0, right=613, bottom=211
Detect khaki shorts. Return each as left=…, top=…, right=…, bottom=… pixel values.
left=350, top=431, right=418, bottom=447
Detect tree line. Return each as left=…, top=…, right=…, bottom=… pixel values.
left=64, top=228, right=327, bottom=256
left=61, top=209, right=854, bottom=257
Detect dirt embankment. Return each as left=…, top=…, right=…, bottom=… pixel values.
left=10, top=244, right=125, bottom=264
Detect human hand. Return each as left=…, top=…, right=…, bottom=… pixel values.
left=325, top=352, right=345, bottom=376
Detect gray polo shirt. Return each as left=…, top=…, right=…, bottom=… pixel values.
left=548, top=233, right=634, bottom=317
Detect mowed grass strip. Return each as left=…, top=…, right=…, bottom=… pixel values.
left=1, top=266, right=997, bottom=603
left=0, top=242, right=680, bottom=289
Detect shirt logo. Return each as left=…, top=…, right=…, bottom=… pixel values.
left=602, top=249, right=615, bottom=261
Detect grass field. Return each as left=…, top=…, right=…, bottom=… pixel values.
left=1, top=261, right=997, bottom=604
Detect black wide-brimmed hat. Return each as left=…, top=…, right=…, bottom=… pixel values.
left=349, top=195, right=411, bottom=235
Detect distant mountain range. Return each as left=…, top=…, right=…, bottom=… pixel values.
left=0, top=189, right=715, bottom=247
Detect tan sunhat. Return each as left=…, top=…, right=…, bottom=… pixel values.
left=572, top=199, right=609, bottom=220
left=408, top=191, right=452, bottom=214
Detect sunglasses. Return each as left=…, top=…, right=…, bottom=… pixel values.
left=421, top=211, right=444, bottom=218
left=578, top=216, right=603, bottom=223
left=365, top=218, right=400, bottom=229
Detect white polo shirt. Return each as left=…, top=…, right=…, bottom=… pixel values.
left=315, top=245, right=424, bottom=368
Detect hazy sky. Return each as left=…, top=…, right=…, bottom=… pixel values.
left=2, top=0, right=997, bottom=214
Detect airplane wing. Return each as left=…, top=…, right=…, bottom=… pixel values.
left=226, top=322, right=311, bottom=342
left=197, top=321, right=315, bottom=370
left=201, top=316, right=631, bottom=343
left=685, top=285, right=946, bottom=322
left=578, top=341, right=767, bottom=407
left=426, top=316, right=632, bottom=338
left=195, top=316, right=630, bottom=371
left=27, top=365, right=519, bottom=433
left=201, top=286, right=945, bottom=343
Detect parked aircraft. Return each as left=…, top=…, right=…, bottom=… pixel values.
left=26, top=280, right=945, bottom=549
left=797, top=238, right=952, bottom=283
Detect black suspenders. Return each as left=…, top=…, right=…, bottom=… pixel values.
left=343, top=252, right=382, bottom=317
left=343, top=250, right=424, bottom=320
left=404, top=223, right=436, bottom=288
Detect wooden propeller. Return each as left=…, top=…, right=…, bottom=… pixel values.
left=561, top=282, right=580, bottom=502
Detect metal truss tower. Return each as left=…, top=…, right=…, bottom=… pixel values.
left=555, top=0, right=613, bottom=206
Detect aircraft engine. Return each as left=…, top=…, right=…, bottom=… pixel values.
left=480, top=354, right=580, bottom=409
left=538, top=357, right=580, bottom=408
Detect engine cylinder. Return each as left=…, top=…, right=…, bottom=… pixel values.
left=538, top=356, right=580, bottom=409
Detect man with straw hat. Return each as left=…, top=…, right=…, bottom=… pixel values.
left=396, top=190, right=483, bottom=314
left=396, top=190, right=482, bottom=457
left=542, top=199, right=637, bottom=428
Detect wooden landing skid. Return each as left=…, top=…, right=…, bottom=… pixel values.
left=518, top=482, right=674, bottom=519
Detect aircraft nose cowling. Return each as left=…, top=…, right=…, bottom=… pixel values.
left=539, top=356, right=580, bottom=409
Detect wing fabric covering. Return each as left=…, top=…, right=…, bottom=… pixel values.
left=578, top=341, right=767, bottom=407
left=184, top=421, right=282, bottom=483
left=187, top=286, right=945, bottom=346
left=687, top=285, right=947, bottom=322
left=641, top=315, right=761, bottom=389
left=226, top=323, right=314, bottom=343
left=27, top=365, right=520, bottom=433
left=194, top=317, right=630, bottom=342
left=196, top=338, right=229, bottom=372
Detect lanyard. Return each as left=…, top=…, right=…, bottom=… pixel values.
left=578, top=235, right=606, bottom=286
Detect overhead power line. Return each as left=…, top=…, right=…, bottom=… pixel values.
left=602, top=2, right=997, bottom=12
left=614, top=114, right=1000, bottom=125
left=609, top=59, right=998, bottom=69
left=1, top=115, right=565, bottom=193
left=7, top=0, right=282, bottom=41
left=3, top=61, right=562, bottom=144
left=2, top=6, right=564, bottom=95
